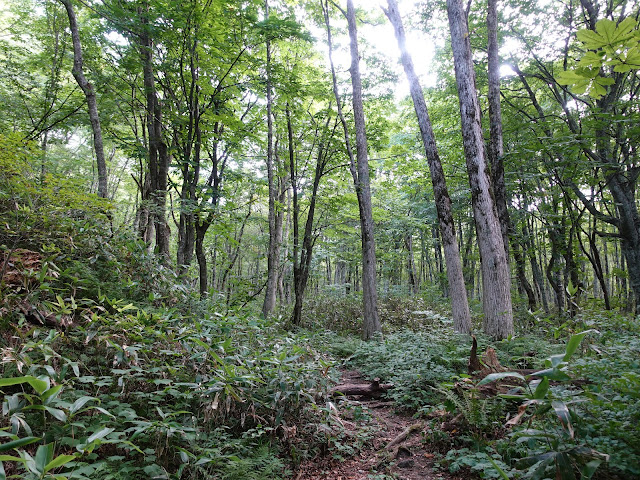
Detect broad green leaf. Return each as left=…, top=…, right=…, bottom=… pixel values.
left=556, top=452, right=577, bottom=480
left=577, top=29, right=607, bottom=49
left=0, top=455, right=22, bottom=462
left=532, top=376, right=549, bottom=400
left=552, top=400, right=574, bottom=438
left=41, top=384, right=63, bottom=403
left=581, top=459, right=603, bottom=479
left=34, top=443, right=54, bottom=475
left=44, top=406, right=67, bottom=422
left=531, top=368, right=571, bottom=381
left=0, top=436, right=41, bottom=453
left=578, top=51, right=605, bottom=68
left=595, top=19, right=618, bottom=45
left=548, top=353, right=566, bottom=367
left=477, top=372, right=526, bottom=386
left=0, top=376, right=48, bottom=394
left=44, top=454, right=77, bottom=473
left=69, top=396, right=95, bottom=415
left=556, top=70, right=585, bottom=85
left=564, top=329, right=598, bottom=361
left=0, top=460, right=5, bottom=480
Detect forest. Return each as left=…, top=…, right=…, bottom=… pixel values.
left=0, top=0, right=639, bottom=478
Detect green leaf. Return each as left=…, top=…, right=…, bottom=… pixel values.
left=595, top=19, right=618, bottom=45
left=34, top=443, right=54, bottom=475
left=552, top=400, right=574, bottom=438
left=69, top=396, right=95, bottom=415
left=86, top=427, right=114, bottom=444
left=556, top=70, right=586, bottom=85
left=531, top=368, right=570, bottom=381
left=581, top=459, right=603, bottom=479
left=0, top=461, right=5, bottom=480
left=0, top=455, right=23, bottom=462
left=556, top=452, right=577, bottom=480
left=44, top=406, right=67, bottom=422
left=477, top=372, right=526, bottom=386
left=77, top=427, right=115, bottom=453
left=44, top=454, right=76, bottom=473
left=532, top=377, right=550, bottom=400
left=577, top=29, right=607, bottom=49
left=0, top=376, right=48, bottom=395
left=0, top=437, right=41, bottom=453
left=564, top=329, right=598, bottom=361
left=41, top=384, right=63, bottom=403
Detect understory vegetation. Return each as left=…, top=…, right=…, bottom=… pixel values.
left=2, top=144, right=639, bottom=480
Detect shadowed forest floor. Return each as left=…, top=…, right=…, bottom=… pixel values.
left=294, top=370, right=460, bottom=480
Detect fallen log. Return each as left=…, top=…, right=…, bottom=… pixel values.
left=385, top=422, right=423, bottom=450
left=330, top=378, right=394, bottom=398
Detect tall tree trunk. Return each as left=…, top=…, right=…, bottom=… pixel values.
left=290, top=114, right=328, bottom=326
left=59, top=0, right=107, bottom=199
left=384, top=0, right=471, bottom=333
left=323, top=0, right=381, bottom=339
left=447, top=0, right=513, bottom=339
left=346, top=0, right=381, bottom=339
left=138, top=2, right=170, bottom=260
left=405, top=233, right=419, bottom=295
left=262, top=0, right=280, bottom=316
left=486, top=0, right=509, bottom=255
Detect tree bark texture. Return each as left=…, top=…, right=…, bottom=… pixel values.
left=346, top=0, right=381, bottom=340
left=262, top=0, right=280, bottom=317
left=323, top=0, right=380, bottom=339
left=384, top=0, right=471, bottom=334
left=447, top=0, right=514, bottom=339
left=486, top=0, right=509, bottom=257
left=59, top=0, right=108, bottom=199
left=289, top=108, right=330, bottom=326
left=138, top=2, right=170, bottom=260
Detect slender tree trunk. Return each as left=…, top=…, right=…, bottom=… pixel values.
left=486, top=0, right=509, bottom=255
left=59, top=0, right=107, bottom=199
left=447, top=0, right=513, bottom=338
left=262, top=0, right=280, bottom=316
left=405, top=233, right=419, bottom=295
left=138, top=2, right=170, bottom=260
left=323, top=0, right=381, bottom=339
left=384, top=0, right=471, bottom=332
left=346, top=0, right=381, bottom=339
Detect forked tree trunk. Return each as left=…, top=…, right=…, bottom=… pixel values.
left=447, top=0, right=513, bottom=339
left=384, top=0, right=471, bottom=334
left=59, top=0, right=108, bottom=199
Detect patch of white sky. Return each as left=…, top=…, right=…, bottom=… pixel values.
left=309, top=0, right=439, bottom=101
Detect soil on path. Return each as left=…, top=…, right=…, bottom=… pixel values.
left=293, top=370, right=460, bottom=480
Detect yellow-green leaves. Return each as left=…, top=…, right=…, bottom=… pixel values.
left=557, top=17, right=640, bottom=98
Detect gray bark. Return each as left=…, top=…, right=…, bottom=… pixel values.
left=262, top=0, right=280, bottom=316
left=59, top=0, right=108, bottom=199
left=384, top=0, right=471, bottom=334
left=323, top=0, right=381, bottom=339
left=447, top=0, right=514, bottom=338
left=346, top=0, right=381, bottom=340
left=486, top=0, right=509, bottom=255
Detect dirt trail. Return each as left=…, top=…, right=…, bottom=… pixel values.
left=293, top=370, right=459, bottom=480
